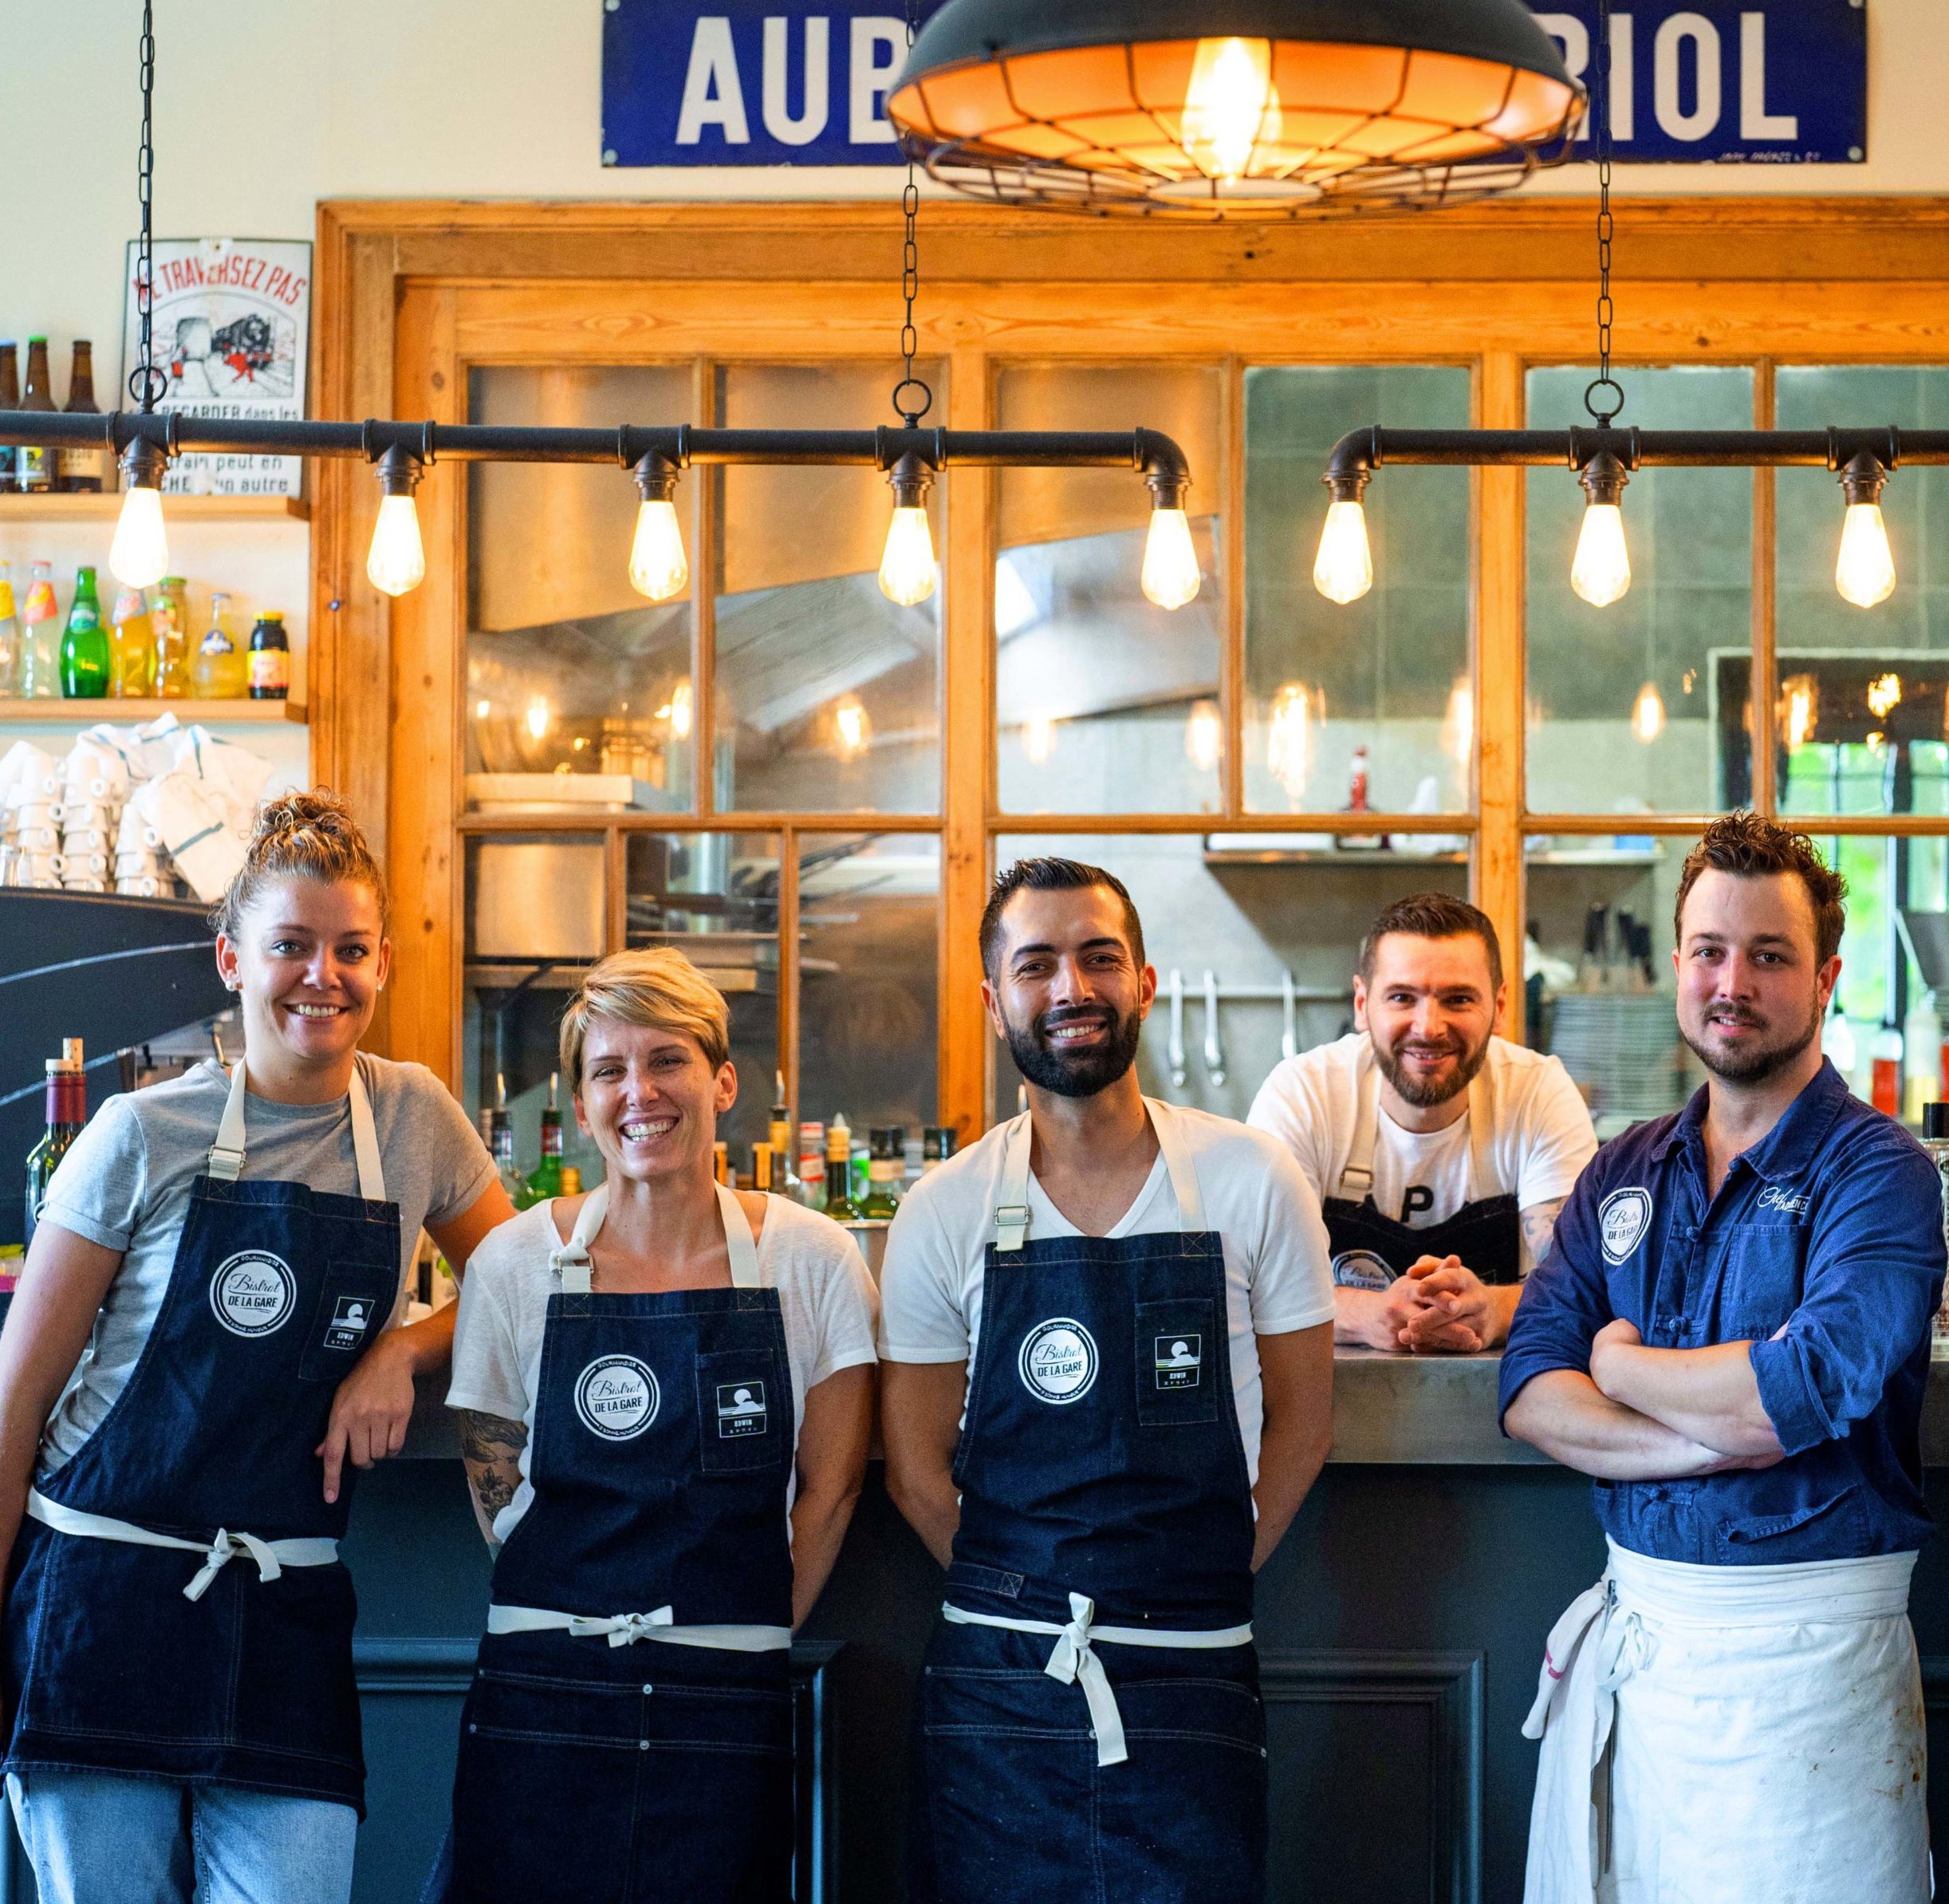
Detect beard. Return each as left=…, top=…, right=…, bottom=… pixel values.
left=1005, top=1003, right=1144, bottom=1100
left=1680, top=996, right=1823, bottom=1086
left=1372, top=1025, right=1491, bottom=1108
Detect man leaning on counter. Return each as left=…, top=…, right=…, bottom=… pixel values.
left=1250, top=894, right=1597, bottom=1354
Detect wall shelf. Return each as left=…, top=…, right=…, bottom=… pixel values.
left=0, top=494, right=308, bottom=522
left=0, top=698, right=305, bottom=724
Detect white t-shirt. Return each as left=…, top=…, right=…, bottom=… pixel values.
left=446, top=1194, right=880, bottom=1543
left=877, top=1102, right=1336, bottom=1483
left=1246, top=1034, right=1597, bottom=1247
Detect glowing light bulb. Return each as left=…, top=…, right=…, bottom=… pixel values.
left=1184, top=698, right=1223, bottom=775
left=366, top=494, right=426, bottom=597
left=526, top=696, right=552, bottom=742
left=1140, top=507, right=1200, bottom=609
left=667, top=678, right=693, bottom=740
left=1441, top=676, right=1475, bottom=768
left=108, top=483, right=170, bottom=589
left=879, top=507, right=938, bottom=606
left=1571, top=503, right=1631, bottom=608
left=628, top=498, right=689, bottom=601
left=1022, top=715, right=1058, bottom=767
left=1312, top=500, right=1373, bottom=604
left=834, top=694, right=871, bottom=760
left=1836, top=503, right=1896, bottom=608
left=1266, top=683, right=1312, bottom=798
left=474, top=699, right=491, bottom=721
left=1180, top=37, right=1280, bottom=183
left=1782, top=675, right=1817, bottom=750
left=1631, top=680, right=1664, bottom=743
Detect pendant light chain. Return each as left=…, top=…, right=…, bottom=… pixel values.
left=1585, top=0, right=1624, bottom=427
left=892, top=0, right=932, bottom=427
left=128, top=0, right=164, bottom=413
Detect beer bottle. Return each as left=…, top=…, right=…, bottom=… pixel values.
left=862, top=1127, right=904, bottom=1219
left=56, top=342, right=111, bottom=494
left=0, top=344, right=18, bottom=493
left=822, top=1115, right=864, bottom=1221
left=16, top=339, right=55, bottom=495
left=0, top=564, right=20, bottom=697
left=247, top=610, right=289, bottom=700
left=151, top=577, right=191, bottom=697
left=25, top=1039, right=86, bottom=1252
left=109, top=585, right=156, bottom=697
left=20, top=562, right=60, bottom=698
left=59, top=566, right=110, bottom=698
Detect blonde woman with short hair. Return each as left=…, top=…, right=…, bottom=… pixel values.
left=0, top=791, right=516, bottom=1904
left=429, top=948, right=878, bottom=1904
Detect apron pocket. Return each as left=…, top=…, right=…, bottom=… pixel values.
left=695, top=1347, right=788, bottom=1474
left=297, top=1259, right=395, bottom=1383
left=1136, top=1297, right=1219, bottom=1427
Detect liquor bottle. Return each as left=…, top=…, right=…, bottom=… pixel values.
left=15, top=339, right=54, bottom=494
left=247, top=610, right=289, bottom=700
left=768, top=1073, right=801, bottom=1198
left=1872, top=1019, right=1904, bottom=1119
left=517, top=1072, right=565, bottom=1208
left=559, top=1165, right=583, bottom=1197
left=151, top=577, right=190, bottom=698
left=489, top=1110, right=526, bottom=1204
left=752, top=1142, right=775, bottom=1192
left=59, top=566, right=109, bottom=698
left=922, top=1125, right=957, bottom=1173
left=713, top=1141, right=730, bottom=1185
left=192, top=590, right=248, bottom=698
left=796, top=1120, right=827, bottom=1210
left=56, top=342, right=111, bottom=493
left=822, top=1116, right=863, bottom=1220
left=862, top=1126, right=904, bottom=1220
left=0, top=343, right=18, bottom=493
left=25, top=1039, right=86, bottom=1250
left=20, top=562, right=59, bottom=698
left=1347, top=743, right=1370, bottom=813
left=1905, top=991, right=1941, bottom=1124
left=0, top=564, right=21, bottom=696
left=109, top=585, right=156, bottom=698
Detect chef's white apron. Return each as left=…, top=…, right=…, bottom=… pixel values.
left=1522, top=1538, right=1928, bottom=1904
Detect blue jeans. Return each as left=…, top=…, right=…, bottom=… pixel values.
left=6, top=1769, right=356, bottom=1904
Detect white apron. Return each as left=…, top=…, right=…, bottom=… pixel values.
left=1522, top=1539, right=1929, bottom=1904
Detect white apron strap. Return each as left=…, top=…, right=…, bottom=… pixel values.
left=549, top=1180, right=762, bottom=1294
left=1145, top=1098, right=1207, bottom=1232
left=486, top=1602, right=792, bottom=1653
left=715, top=1181, right=762, bottom=1288
left=207, top=1058, right=387, bottom=1203
left=992, top=1099, right=1206, bottom=1255
left=1464, top=1056, right=1499, bottom=1207
left=1335, top=1060, right=1382, bottom=1202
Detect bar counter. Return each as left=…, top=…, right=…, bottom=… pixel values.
left=340, top=1350, right=1949, bottom=1904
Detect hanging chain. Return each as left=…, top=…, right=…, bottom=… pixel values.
left=1584, top=0, right=1624, bottom=427
left=128, top=0, right=165, bottom=412
left=891, top=0, right=932, bottom=427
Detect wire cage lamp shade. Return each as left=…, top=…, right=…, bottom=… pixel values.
left=887, top=0, right=1583, bottom=217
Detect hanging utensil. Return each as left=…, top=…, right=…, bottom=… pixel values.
left=1281, top=968, right=1298, bottom=1061
left=1202, top=968, right=1226, bottom=1087
left=1167, top=968, right=1188, bottom=1089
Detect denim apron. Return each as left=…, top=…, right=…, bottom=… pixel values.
left=1321, top=1063, right=1521, bottom=1291
left=914, top=1100, right=1267, bottom=1904
left=4, top=1059, right=399, bottom=1813
left=434, top=1182, right=796, bottom=1904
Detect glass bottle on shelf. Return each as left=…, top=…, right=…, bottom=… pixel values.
left=20, top=562, right=59, bottom=698
left=796, top=1121, right=826, bottom=1209
left=1921, top=1105, right=1949, bottom=1345
left=0, top=342, right=18, bottom=493
left=56, top=341, right=110, bottom=494
left=862, top=1127, right=904, bottom=1219
left=59, top=566, right=109, bottom=698
left=109, top=585, right=156, bottom=698
left=489, top=1110, right=526, bottom=1204
left=1872, top=1018, right=1904, bottom=1119
left=151, top=577, right=190, bottom=698
left=15, top=339, right=54, bottom=495
left=25, top=1039, right=86, bottom=1250
left=768, top=1075, right=801, bottom=1199
left=247, top=610, right=289, bottom=700
left=0, top=564, right=21, bottom=696
left=822, top=1116, right=863, bottom=1220
left=752, top=1143, right=774, bottom=1192
left=518, top=1073, right=564, bottom=1208
left=193, top=590, right=248, bottom=699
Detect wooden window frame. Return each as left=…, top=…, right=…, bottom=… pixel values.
left=313, top=196, right=1949, bottom=1134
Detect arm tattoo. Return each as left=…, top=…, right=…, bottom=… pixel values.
left=1521, top=1197, right=1568, bottom=1275
left=458, top=1409, right=528, bottom=1544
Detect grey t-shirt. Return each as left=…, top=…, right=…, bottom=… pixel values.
left=37, top=1053, right=498, bottom=1476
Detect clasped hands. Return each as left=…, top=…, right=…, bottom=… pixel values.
left=1379, top=1254, right=1494, bottom=1354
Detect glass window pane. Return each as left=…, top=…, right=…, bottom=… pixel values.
left=990, top=833, right=1468, bottom=1122
left=624, top=832, right=783, bottom=1159
left=1244, top=366, right=1473, bottom=814
left=715, top=366, right=942, bottom=815
left=797, top=834, right=940, bottom=1145
left=467, top=368, right=695, bottom=815
left=1526, top=367, right=1754, bottom=814
left=995, top=366, right=1223, bottom=814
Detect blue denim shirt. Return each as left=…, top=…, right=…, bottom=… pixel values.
left=1499, top=1059, right=1944, bottom=1564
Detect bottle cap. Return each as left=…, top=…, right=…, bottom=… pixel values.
left=258, top=609, right=285, bottom=622
left=1925, top=1103, right=1949, bottom=1141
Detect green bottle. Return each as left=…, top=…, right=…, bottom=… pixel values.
left=517, top=1072, right=565, bottom=1208
left=821, top=1116, right=863, bottom=1220
left=861, top=1126, right=904, bottom=1220
left=59, top=566, right=109, bottom=698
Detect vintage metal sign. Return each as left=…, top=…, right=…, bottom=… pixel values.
left=600, top=0, right=1866, bottom=170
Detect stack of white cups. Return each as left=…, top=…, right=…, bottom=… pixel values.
left=0, top=746, right=66, bottom=889
left=58, top=741, right=131, bottom=896
left=114, top=804, right=174, bottom=898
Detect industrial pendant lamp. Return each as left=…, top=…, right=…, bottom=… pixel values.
left=887, top=0, right=1581, bottom=216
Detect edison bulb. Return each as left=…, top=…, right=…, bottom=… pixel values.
left=1313, top=500, right=1372, bottom=604
left=108, top=484, right=170, bottom=589
left=1181, top=37, right=1279, bottom=182
left=1022, top=715, right=1058, bottom=767
left=1836, top=502, right=1896, bottom=608
left=1571, top=503, right=1631, bottom=608
left=1184, top=699, right=1223, bottom=775
left=628, top=498, right=689, bottom=601
left=879, top=507, right=938, bottom=606
left=667, top=678, right=694, bottom=741
left=366, top=493, right=427, bottom=597
left=1632, top=680, right=1665, bottom=743
left=834, top=694, right=872, bottom=760
left=1266, top=683, right=1312, bottom=798
left=1141, top=507, right=1201, bottom=609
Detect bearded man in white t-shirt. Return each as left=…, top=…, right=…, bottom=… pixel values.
left=1249, top=893, right=1597, bottom=1355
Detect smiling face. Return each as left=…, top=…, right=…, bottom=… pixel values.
left=574, top=1018, right=736, bottom=1186
left=981, top=884, right=1155, bottom=1100
left=1355, top=931, right=1502, bottom=1110
left=215, top=875, right=389, bottom=1073
left=1674, top=868, right=1839, bottom=1086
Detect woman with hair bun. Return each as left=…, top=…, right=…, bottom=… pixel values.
left=0, top=790, right=516, bottom=1904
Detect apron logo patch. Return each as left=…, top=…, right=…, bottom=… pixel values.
left=208, top=1252, right=296, bottom=1338
left=1154, top=1334, right=1203, bottom=1390
left=321, top=1294, right=375, bottom=1353
left=574, top=1355, right=660, bottom=1441
left=1332, top=1248, right=1395, bottom=1291
left=1018, top=1319, right=1098, bottom=1405
left=1600, top=1187, right=1654, bottom=1263
left=715, top=1381, right=770, bottom=1438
